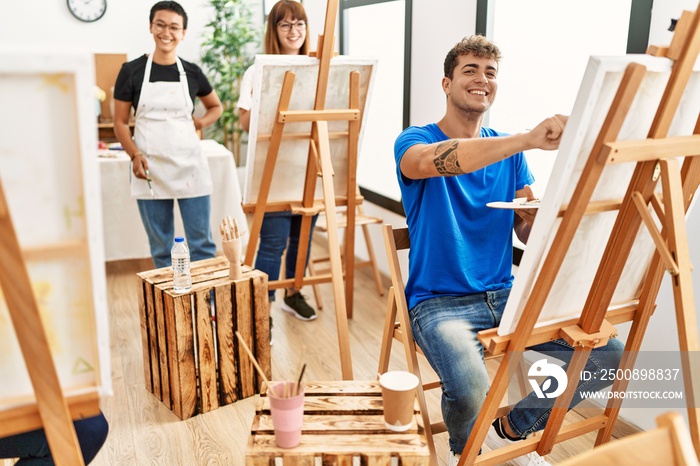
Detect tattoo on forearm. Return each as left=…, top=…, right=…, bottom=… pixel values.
left=433, top=140, right=463, bottom=175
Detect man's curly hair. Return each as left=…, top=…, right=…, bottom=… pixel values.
left=444, top=35, right=502, bottom=78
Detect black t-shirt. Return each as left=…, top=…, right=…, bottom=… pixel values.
left=113, top=54, right=213, bottom=110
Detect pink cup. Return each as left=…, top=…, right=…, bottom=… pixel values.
left=268, top=382, right=305, bottom=448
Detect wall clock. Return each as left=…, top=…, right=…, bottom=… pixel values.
left=67, top=0, right=107, bottom=23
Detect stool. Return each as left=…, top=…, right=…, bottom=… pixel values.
left=137, top=256, right=269, bottom=419
left=245, top=380, right=430, bottom=465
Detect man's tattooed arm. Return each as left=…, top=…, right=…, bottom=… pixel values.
left=433, top=140, right=464, bottom=175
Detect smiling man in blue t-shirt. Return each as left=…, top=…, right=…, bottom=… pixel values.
left=394, top=35, right=623, bottom=466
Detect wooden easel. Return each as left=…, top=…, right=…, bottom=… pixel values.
left=242, top=0, right=360, bottom=379
left=458, top=8, right=700, bottom=465
left=0, top=180, right=97, bottom=465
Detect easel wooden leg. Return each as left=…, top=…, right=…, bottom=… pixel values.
left=316, top=120, right=353, bottom=379
left=658, top=159, right=700, bottom=455
left=595, top=260, right=662, bottom=446
left=538, top=347, right=592, bottom=455
left=295, top=104, right=324, bottom=293
left=377, top=288, right=397, bottom=375
left=292, top=214, right=313, bottom=291
left=344, top=71, right=361, bottom=318
left=306, top=253, right=325, bottom=310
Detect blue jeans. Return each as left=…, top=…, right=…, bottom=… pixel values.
left=137, top=196, right=216, bottom=268
left=0, top=412, right=108, bottom=465
left=254, top=212, right=318, bottom=301
left=409, top=289, right=624, bottom=454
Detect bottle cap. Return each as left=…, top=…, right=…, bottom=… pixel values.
left=174, top=237, right=184, bottom=242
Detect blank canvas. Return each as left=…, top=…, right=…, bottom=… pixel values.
left=0, top=48, right=111, bottom=409
left=243, top=54, right=377, bottom=205
left=499, top=54, right=700, bottom=336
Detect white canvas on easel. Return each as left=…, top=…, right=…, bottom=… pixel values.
left=0, top=48, right=111, bottom=425
left=242, top=54, right=377, bottom=206
left=499, top=54, right=700, bottom=336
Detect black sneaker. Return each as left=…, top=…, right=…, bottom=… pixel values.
left=281, top=291, right=317, bottom=321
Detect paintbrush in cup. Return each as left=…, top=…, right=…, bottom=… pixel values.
left=294, top=363, right=306, bottom=396
left=292, top=344, right=306, bottom=395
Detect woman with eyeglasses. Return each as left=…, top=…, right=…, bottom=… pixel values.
left=237, top=0, right=319, bottom=323
left=113, top=1, right=223, bottom=268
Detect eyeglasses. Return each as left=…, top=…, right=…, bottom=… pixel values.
left=277, top=20, right=306, bottom=32
left=151, top=21, right=183, bottom=34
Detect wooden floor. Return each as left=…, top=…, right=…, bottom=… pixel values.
left=76, top=244, right=640, bottom=466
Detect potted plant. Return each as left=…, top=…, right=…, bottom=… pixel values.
left=201, top=0, right=259, bottom=165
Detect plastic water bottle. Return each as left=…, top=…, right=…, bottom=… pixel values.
left=171, top=237, right=191, bottom=293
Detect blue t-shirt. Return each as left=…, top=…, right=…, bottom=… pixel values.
left=394, top=123, right=534, bottom=309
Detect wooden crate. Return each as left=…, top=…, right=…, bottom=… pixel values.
left=137, top=256, right=269, bottom=420
left=246, top=380, right=430, bottom=465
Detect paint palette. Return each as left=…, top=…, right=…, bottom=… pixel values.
left=486, top=197, right=541, bottom=210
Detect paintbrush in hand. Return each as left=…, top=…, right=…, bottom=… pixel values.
left=145, top=169, right=154, bottom=198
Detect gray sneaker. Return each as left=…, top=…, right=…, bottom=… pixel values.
left=281, top=291, right=317, bottom=321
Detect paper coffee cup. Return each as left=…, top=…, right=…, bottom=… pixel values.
left=379, top=371, right=419, bottom=432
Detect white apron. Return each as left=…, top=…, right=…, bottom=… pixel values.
left=130, top=54, right=212, bottom=199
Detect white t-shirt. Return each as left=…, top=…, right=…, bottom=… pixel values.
left=236, top=66, right=254, bottom=111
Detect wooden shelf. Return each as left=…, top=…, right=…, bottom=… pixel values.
left=97, top=120, right=134, bottom=142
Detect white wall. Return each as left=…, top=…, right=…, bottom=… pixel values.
left=301, top=0, right=335, bottom=47
left=409, top=0, right=478, bottom=126
left=351, top=0, right=478, bottom=283
left=345, top=1, right=406, bottom=203
left=0, top=1, right=235, bottom=64
left=488, top=0, right=631, bottom=196
left=649, top=0, right=699, bottom=47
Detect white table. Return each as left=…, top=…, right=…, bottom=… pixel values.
left=99, top=140, right=247, bottom=261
